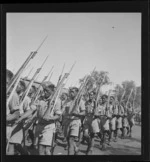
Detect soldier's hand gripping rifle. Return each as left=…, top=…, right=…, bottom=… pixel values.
left=7, top=35, right=48, bottom=94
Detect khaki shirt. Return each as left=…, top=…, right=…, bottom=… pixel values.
left=7, top=91, right=20, bottom=115
left=85, top=100, right=95, bottom=115
left=63, top=99, right=85, bottom=120
left=118, top=105, right=124, bottom=116
left=37, top=99, right=62, bottom=119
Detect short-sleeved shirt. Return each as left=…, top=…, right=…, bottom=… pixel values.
left=37, top=98, right=62, bottom=120
left=63, top=99, right=85, bottom=120
left=7, top=91, right=20, bottom=115
left=85, top=100, right=95, bottom=114
left=22, top=96, right=31, bottom=113
left=118, top=105, right=124, bottom=116
left=98, top=103, right=107, bottom=116
left=112, top=105, right=118, bottom=115
left=127, top=107, right=134, bottom=118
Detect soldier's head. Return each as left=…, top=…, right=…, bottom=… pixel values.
left=42, top=82, right=55, bottom=99
left=109, top=96, right=115, bottom=104
left=16, top=80, right=26, bottom=94
left=115, top=99, right=119, bottom=105
left=60, top=92, right=68, bottom=101
left=28, top=85, right=37, bottom=98
left=98, top=96, right=103, bottom=104
left=6, top=69, right=14, bottom=88
left=102, top=94, right=108, bottom=103
left=69, top=87, right=79, bottom=100
left=89, top=91, right=95, bottom=101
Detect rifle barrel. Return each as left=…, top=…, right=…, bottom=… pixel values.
left=68, top=61, right=76, bottom=74
left=36, top=35, right=48, bottom=52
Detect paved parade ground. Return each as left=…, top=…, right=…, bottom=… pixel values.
left=26, top=124, right=141, bottom=155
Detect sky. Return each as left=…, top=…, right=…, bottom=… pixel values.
left=7, top=13, right=141, bottom=89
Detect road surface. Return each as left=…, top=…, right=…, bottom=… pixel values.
left=26, top=124, right=141, bottom=155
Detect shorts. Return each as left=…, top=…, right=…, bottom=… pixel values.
left=64, top=119, right=81, bottom=138
left=7, top=122, right=24, bottom=144
left=122, top=117, right=129, bottom=127
left=116, top=117, right=122, bottom=129
left=83, top=116, right=100, bottom=133
left=99, top=116, right=109, bottom=131
left=110, top=117, right=117, bottom=130
left=35, top=123, right=55, bottom=146
left=128, top=117, right=135, bottom=126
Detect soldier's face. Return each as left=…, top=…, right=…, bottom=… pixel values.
left=110, top=97, right=114, bottom=103
left=29, top=87, right=35, bottom=97
left=99, top=98, right=102, bottom=104
left=6, top=76, right=11, bottom=88
left=16, top=82, right=24, bottom=93
left=44, top=88, right=52, bottom=98
left=61, top=94, right=67, bottom=100
left=70, top=90, right=77, bottom=99
left=89, top=93, right=94, bottom=100
left=102, top=96, right=107, bottom=103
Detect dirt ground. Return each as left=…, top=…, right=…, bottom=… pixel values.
left=26, top=124, right=141, bottom=155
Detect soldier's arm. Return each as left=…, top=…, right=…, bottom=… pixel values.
left=43, top=100, right=62, bottom=122
left=72, top=100, right=86, bottom=117
left=7, top=110, right=20, bottom=121
left=15, top=104, right=37, bottom=123
left=7, top=94, right=20, bottom=121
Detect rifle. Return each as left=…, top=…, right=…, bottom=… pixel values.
left=7, top=35, right=48, bottom=94
left=126, top=88, right=133, bottom=108
left=6, top=56, right=48, bottom=152
left=48, top=72, right=53, bottom=82
left=64, top=61, right=76, bottom=85
left=23, top=67, right=34, bottom=79
left=31, top=66, right=54, bottom=103
left=19, top=55, right=49, bottom=107
left=56, top=63, right=65, bottom=87
left=7, top=71, right=25, bottom=108
left=43, top=73, right=69, bottom=119
left=42, top=62, right=76, bottom=119
left=69, top=75, right=90, bottom=116
left=132, top=88, right=137, bottom=109
left=119, top=84, right=127, bottom=106
left=95, top=73, right=106, bottom=107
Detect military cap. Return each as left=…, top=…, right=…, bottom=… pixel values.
left=7, top=69, right=14, bottom=80
left=42, top=81, right=55, bottom=90
left=110, top=96, right=115, bottom=100
left=69, top=87, right=79, bottom=93
left=19, top=80, right=26, bottom=90
left=102, top=94, right=108, bottom=98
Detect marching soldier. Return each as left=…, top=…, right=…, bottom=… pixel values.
left=83, top=91, right=100, bottom=155
left=99, top=95, right=111, bottom=150
left=109, top=96, right=118, bottom=142
left=6, top=80, right=29, bottom=155
left=63, top=87, right=86, bottom=155
left=60, top=92, right=69, bottom=143
left=122, top=102, right=128, bottom=139
left=33, top=82, right=62, bottom=155
left=126, top=103, right=135, bottom=137
left=115, top=100, right=124, bottom=141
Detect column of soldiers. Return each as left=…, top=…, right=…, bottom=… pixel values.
left=6, top=69, right=136, bottom=155
left=6, top=37, right=136, bottom=155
